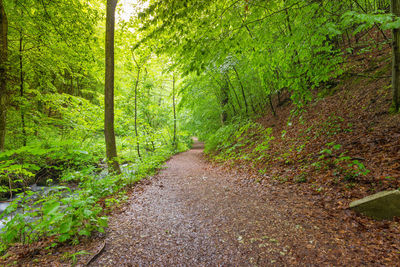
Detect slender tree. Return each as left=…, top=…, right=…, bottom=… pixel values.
left=220, top=79, right=230, bottom=123
left=0, top=0, right=7, bottom=151
left=105, top=0, right=121, bottom=173
left=232, top=66, right=249, bottom=115
left=132, top=54, right=141, bottom=159
left=19, top=27, right=26, bottom=146
left=172, top=74, right=177, bottom=150
left=226, top=73, right=243, bottom=112
left=392, top=0, right=400, bottom=112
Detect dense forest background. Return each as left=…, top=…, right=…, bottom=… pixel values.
left=0, top=0, right=399, bottom=263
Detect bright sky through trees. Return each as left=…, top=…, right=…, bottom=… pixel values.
left=117, top=0, right=147, bottom=22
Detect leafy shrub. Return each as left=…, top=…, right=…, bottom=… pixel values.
left=0, top=140, right=100, bottom=200
left=205, top=122, right=239, bottom=154
left=0, top=140, right=175, bottom=254
left=205, top=119, right=274, bottom=163
left=313, top=142, right=370, bottom=181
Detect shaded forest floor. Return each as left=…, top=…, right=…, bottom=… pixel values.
left=3, top=141, right=399, bottom=266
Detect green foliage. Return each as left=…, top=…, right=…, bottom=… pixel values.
left=0, top=144, right=175, bottom=253
left=312, top=142, right=370, bottom=182
left=342, top=11, right=400, bottom=33
left=0, top=0, right=392, bottom=256
left=62, top=250, right=90, bottom=266
left=204, top=120, right=245, bottom=154
left=295, top=173, right=308, bottom=183
left=0, top=140, right=100, bottom=199
left=205, top=119, right=274, bottom=164
left=139, top=0, right=357, bottom=142
left=0, top=179, right=110, bottom=250
left=0, top=0, right=190, bottom=253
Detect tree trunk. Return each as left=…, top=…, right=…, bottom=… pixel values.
left=134, top=65, right=141, bottom=159
left=172, top=74, right=177, bottom=150
left=268, top=94, right=276, bottom=117
left=220, top=79, right=229, bottom=123
left=392, top=0, right=400, bottom=112
left=232, top=66, right=249, bottom=116
left=226, top=73, right=242, bottom=111
left=19, top=28, right=26, bottom=146
left=0, top=0, right=7, bottom=151
left=104, top=0, right=121, bottom=173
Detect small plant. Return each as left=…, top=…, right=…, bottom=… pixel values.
left=258, top=168, right=267, bottom=175
left=315, top=187, right=324, bottom=193
left=273, top=175, right=288, bottom=183
left=313, top=142, right=370, bottom=182
left=341, top=160, right=370, bottom=181
left=315, top=115, right=344, bottom=137
left=296, top=143, right=306, bottom=153
left=295, top=173, right=307, bottom=183
left=62, top=250, right=90, bottom=266
left=318, top=142, right=342, bottom=159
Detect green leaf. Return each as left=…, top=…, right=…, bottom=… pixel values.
left=79, top=229, right=90, bottom=236
left=333, top=144, right=342, bottom=150
left=59, top=218, right=72, bottom=234
left=83, top=209, right=93, bottom=217
left=98, top=217, right=108, bottom=227
left=43, top=201, right=60, bottom=216
left=58, top=233, right=71, bottom=242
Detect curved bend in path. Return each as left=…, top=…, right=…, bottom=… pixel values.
left=89, top=141, right=397, bottom=266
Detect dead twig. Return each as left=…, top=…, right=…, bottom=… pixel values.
left=85, top=240, right=106, bottom=266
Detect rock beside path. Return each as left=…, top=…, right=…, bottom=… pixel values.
left=350, top=190, right=400, bottom=220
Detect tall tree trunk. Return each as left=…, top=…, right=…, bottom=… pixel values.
left=70, top=70, right=73, bottom=95
left=226, top=73, right=242, bottom=111
left=220, top=79, right=230, bottom=123
left=392, top=0, right=400, bottom=112
left=19, top=29, right=26, bottom=146
left=268, top=94, right=276, bottom=117
left=134, top=64, right=141, bottom=159
left=232, top=66, right=249, bottom=116
left=0, top=0, right=7, bottom=151
left=172, top=74, right=177, bottom=150
left=104, top=0, right=121, bottom=173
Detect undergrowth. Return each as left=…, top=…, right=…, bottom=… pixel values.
left=205, top=119, right=274, bottom=164
left=204, top=113, right=373, bottom=189
left=0, top=138, right=189, bottom=255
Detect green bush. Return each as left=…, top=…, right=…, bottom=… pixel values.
left=0, top=139, right=176, bottom=254
left=205, top=119, right=274, bottom=162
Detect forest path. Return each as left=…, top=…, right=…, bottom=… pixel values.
left=90, top=141, right=304, bottom=266
left=86, top=141, right=395, bottom=266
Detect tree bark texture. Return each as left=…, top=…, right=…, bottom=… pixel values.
left=172, top=74, right=177, bottom=150
left=0, top=0, right=7, bottom=151
left=134, top=65, right=141, bottom=159
left=392, top=0, right=400, bottom=112
left=105, top=0, right=121, bottom=173
left=220, top=79, right=229, bottom=123
left=19, top=28, right=26, bottom=146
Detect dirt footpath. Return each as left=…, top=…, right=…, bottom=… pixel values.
left=86, top=142, right=399, bottom=266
